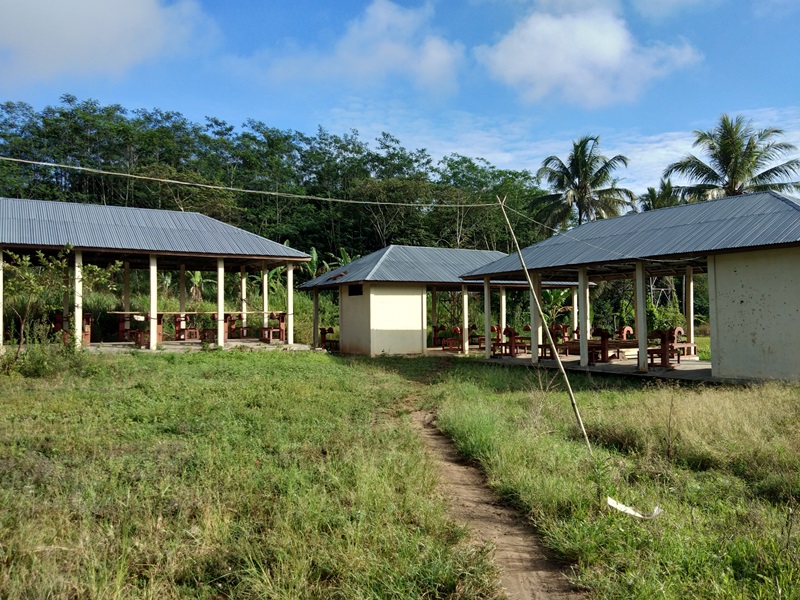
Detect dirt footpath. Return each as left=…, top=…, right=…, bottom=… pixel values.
left=412, top=411, right=584, bottom=600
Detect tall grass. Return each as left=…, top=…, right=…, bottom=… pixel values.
left=695, top=335, right=711, bottom=360
left=422, top=362, right=800, bottom=598
left=0, top=352, right=500, bottom=598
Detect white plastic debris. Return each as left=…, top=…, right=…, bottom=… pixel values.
left=607, top=496, right=663, bottom=519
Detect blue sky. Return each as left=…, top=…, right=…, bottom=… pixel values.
left=2, top=0, right=799, bottom=194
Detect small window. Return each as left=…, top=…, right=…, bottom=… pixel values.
left=348, top=284, right=363, bottom=296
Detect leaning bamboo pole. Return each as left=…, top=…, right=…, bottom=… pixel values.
left=496, top=196, right=593, bottom=455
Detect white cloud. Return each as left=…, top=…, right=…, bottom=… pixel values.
left=322, top=99, right=800, bottom=196
left=266, top=0, right=464, bottom=96
left=607, top=131, right=698, bottom=191
left=606, top=107, right=800, bottom=193
left=475, top=9, right=700, bottom=107
left=0, top=0, right=215, bottom=87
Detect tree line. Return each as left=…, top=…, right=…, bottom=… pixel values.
left=3, top=95, right=800, bottom=263
left=0, top=94, right=550, bottom=263
left=4, top=95, right=800, bottom=341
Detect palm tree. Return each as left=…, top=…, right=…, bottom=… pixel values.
left=638, top=178, right=684, bottom=211
left=534, top=135, right=635, bottom=230
left=663, top=113, right=800, bottom=198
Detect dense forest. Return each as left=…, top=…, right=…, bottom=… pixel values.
left=0, top=94, right=549, bottom=264
left=1, top=94, right=719, bottom=339
left=35, top=101, right=800, bottom=346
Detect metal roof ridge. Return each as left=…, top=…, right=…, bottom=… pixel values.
left=541, top=190, right=800, bottom=240
left=2, top=196, right=196, bottom=216
left=363, top=244, right=395, bottom=281
left=770, top=190, right=800, bottom=210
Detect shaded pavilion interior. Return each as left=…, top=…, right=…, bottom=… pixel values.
left=465, top=252, right=703, bottom=369
left=462, top=191, right=800, bottom=378
left=299, top=244, right=582, bottom=356
left=0, top=198, right=310, bottom=351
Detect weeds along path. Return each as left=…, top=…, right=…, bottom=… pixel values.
left=411, top=409, right=583, bottom=600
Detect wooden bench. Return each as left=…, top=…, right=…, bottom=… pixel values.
left=319, top=327, right=339, bottom=351
left=174, top=314, right=199, bottom=341
left=228, top=314, right=254, bottom=339
left=131, top=313, right=163, bottom=347
left=132, top=329, right=149, bottom=347
left=441, top=326, right=464, bottom=352
left=671, top=326, right=697, bottom=357
left=549, top=324, right=571, bottom=356
left=200, top=313, right=229, bottom=345
left=644, top=327, right=695, bottom=367
left=259, top=312, right=286, bottom=343
left=478, top=325, right=501, bottom=350
left=492, top=327, right=526, bottom=357
left=514, top=325, right=533, bottom=354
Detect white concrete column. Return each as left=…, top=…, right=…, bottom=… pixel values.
left=240, top=266, right=247, bottom=328
left=74, top=250, right=83, bottom=349
left=179, top=264, right=186, bottom=336
left=632, top=274, right=639, bottom=337
left=635, top=261, right=648, bottom=372
left=0, top=248, right=4, bottom=354
left=149, top=254, right=158, bottom=350
left=286, top=262, right=294, bottom=345
left=123, top=261, right=131, bottom=335
left=313, top=289, right=320, bottom=347
left=461, top=284, right=469, bottom=356
left=421, top=286, right=427, bottom=354
left=484, top=277, right=492, bottom=359
left=217, top=258, right=225, bottom=349
left=707, top=256, right=718, bottom=370
left=431, top=287, right=438, bottom=329
left=500, top=286, right=507, bottom=342
left=578, top=267, right=589, bottom=366
left=262, top=261, right=269, bottom=327
left=571, top=286, right=579, bottom=339
left=531, top=272, right=542, bottom=365
left=685, top=266, right=695, bottom=348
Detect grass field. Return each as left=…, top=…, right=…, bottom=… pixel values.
left=0, top=351, right=500, bottom=599
left=2, top=349, right=799, bottom=598
left=422, top=360, right=800, bottom=598
left=695, top=335, right=711, bottom=360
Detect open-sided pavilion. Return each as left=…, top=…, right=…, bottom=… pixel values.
left=0, top=197, right=310, bottom=351
left=463, top=191, right=800, bottom=380
left=299, top=244, right=581, bottom=356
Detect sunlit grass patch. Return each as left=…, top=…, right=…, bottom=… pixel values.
left=420, top=361, right=800, bottom=598
left=695, top=335, right=711, bottom=360
left=0, top=351, right=501, bottom=598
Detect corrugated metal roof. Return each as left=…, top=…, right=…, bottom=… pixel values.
left=299, top=244, right=582, bottom=290
left=299, top=245, right=507, bottom=289
left=464, top=191, right=800, bottom=279
left=0, top=197, right=310, bottom=261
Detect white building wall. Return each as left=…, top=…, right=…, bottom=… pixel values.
left=339, top=284, right=371, bottom=355
left=369, top=284, right=427, bottom=356
left=709, top=247, right=800, bottom=379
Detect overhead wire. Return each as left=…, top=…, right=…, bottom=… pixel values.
left=504, top=204, right=634, bottom=262
left=0, top=154, right=695, bottom=268
left=504, top=203, right=704, bottom=269
left=0, top=156, right=497, bottom=208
